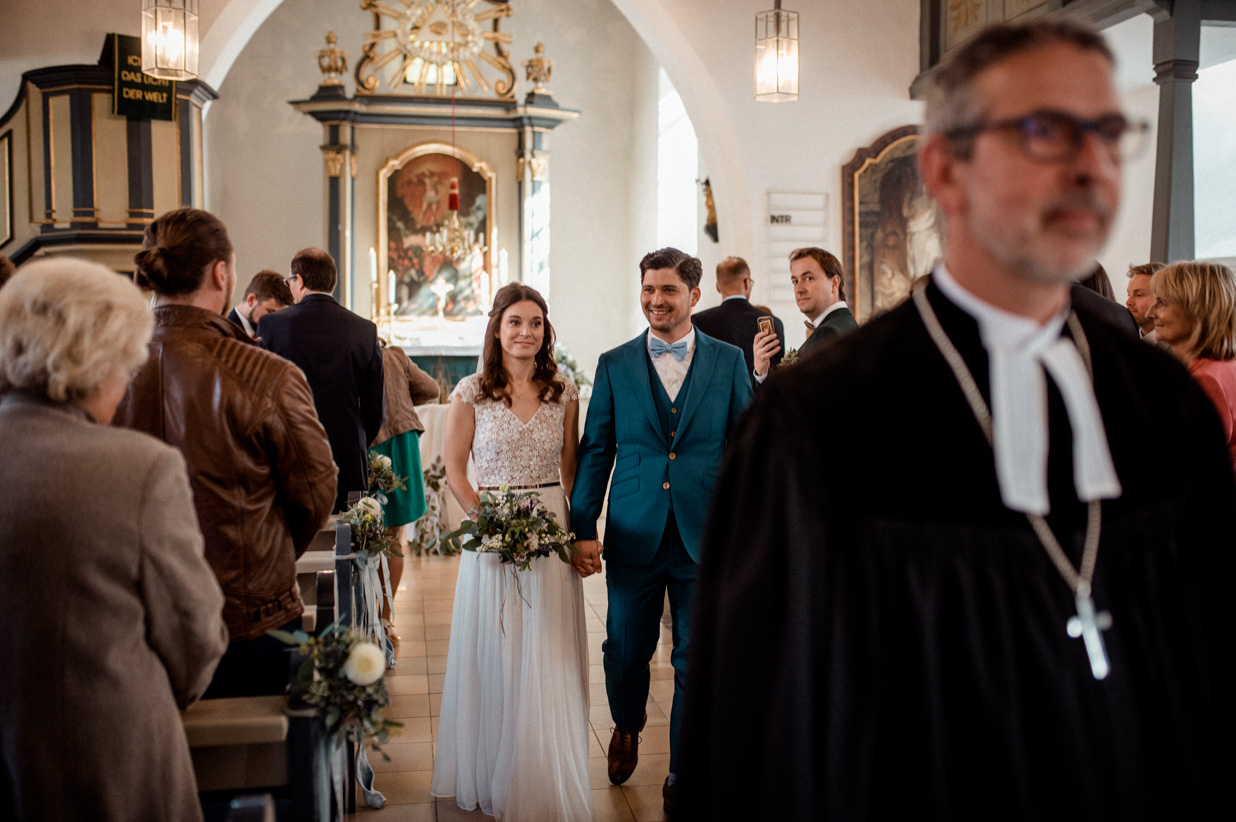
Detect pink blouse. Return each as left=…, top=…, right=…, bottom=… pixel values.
left=1188, top=357, right=1236, bottom=474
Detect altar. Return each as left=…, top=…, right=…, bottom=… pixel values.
left=289, top=2, right=577, bottom=379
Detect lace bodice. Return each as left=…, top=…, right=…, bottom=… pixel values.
left=450, top=374, right=578, bottom=487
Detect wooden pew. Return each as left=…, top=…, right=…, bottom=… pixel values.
left=188, top=521, right=357, bottom=821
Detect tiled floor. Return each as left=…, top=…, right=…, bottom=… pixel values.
left=350, top=552, right=675, bottom=822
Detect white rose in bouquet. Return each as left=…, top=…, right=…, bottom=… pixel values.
left=360, top=496, right=382, bottom=518
left=342, top=641, right=386, bottom=686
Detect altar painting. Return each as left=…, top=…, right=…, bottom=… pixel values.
left=382, top=145, right=494, bottom=318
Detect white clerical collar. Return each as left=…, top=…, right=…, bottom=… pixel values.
left=933, top=264, right=1121, bottom=515
left=810, top=301, right=848, bottom=327
left=233, top=305, right=255, bottom=338
left=647, top=326, right=696, bottom=353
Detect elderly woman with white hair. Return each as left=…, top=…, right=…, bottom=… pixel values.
left=1149, top=260, right=1236, bottom=474
left=0, top=258, right=228, bottom=822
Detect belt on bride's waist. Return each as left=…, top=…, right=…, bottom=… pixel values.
left=478, top=481, right=560, bottom=491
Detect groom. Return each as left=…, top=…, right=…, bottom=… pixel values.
left=571, top=247, right=753, bottom=812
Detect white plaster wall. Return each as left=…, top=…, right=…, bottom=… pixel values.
left=203, top=0, right=348, bottom=287
left=1101, top=82, right=1159, bottom=296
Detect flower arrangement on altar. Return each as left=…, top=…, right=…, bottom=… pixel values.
left=409, top=456, right=460, bottom=556
left=340, top=496, right=400, bottom=557
left=442, top=485, right=576, bottom=572
left=269, top=623, right=401, bottom=755
left=553, top=344, right=593, bottom=399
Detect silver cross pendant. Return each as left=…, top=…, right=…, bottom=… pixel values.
left=1066, top=581, right=1113, bottom=680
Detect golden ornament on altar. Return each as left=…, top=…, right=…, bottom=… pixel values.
left=523, top=42, right=553, bottom=94
left=316, top=31, right=349, bottom=86
left=357, top=0, right=515, bottom=99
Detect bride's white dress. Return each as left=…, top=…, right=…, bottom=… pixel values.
left=431, top=374, right=594, bottom=821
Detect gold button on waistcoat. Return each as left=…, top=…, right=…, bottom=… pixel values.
left=663, top=482, right=670, bottom=490
left=669, top=452, right=676, bottom=460
left=671, top=408, right=677, bottom=414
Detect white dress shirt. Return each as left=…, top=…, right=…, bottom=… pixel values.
left=233, top=305, right=256, bottom=338
left=807, top=300, right=850, bottom=329
left=647, top=327, right=696, bottom=402
left=933, top=264, right=1121, bottom=515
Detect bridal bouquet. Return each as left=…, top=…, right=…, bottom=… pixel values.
left=340, top=495, right=400, bottom=558
left=269, top=622, right=401, bottom=755
left=443, top=485, right=576, bottom=572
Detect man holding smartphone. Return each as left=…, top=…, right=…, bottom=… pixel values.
left=692, top=256, right=785, bottom=384
left=753, top=246, right=857, bottom=382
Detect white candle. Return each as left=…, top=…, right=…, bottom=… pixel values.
left=369, top=247, right=377, bottom=284
left=388, top=271, right=397, bottom=306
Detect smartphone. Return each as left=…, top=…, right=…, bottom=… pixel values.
left=757, top=315, right=774, bottom=336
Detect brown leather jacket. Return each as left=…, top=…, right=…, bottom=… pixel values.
left=373, top=343, right=441, bottom=445
left=114, top=306, right=338, bottom=641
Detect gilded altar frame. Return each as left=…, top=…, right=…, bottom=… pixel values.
left=842, top=125, right=943, bottom=323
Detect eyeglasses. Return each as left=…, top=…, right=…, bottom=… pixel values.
left=947, top=110, right=1151, bottom=163
left=284, top=273, right=299, bottom=286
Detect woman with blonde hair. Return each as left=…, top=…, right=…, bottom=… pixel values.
left=1150, top=260, right=1236, bottom=471
left=0, top=258, right=227, bottom=821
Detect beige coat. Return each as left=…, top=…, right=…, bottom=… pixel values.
left=0, top=392, right=228, bottom=822
left=373, top=343, right=441, bottom=445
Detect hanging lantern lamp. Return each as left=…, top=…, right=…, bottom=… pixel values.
left=142, top=0, right=199, bottom=80
left=755, top=0, right=799, bottom=102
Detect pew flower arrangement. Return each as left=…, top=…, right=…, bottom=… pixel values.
left=340, top=496, right=399, bottom=558
left=409, top=456, right=461, bottom=556
left=366, top=451, right=408, bottom=503
left=269, top=623, right=401, bottom=755
left=441, top=485, right=576, bottom=572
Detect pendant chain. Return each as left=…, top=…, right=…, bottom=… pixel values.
left=910, top=281, right=1101, bottom=596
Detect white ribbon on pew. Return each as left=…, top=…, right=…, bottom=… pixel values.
left=356, top=747, right=386, bottom=808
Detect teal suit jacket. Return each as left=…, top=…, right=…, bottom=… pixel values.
left=570, top=330, right=754, bottom=566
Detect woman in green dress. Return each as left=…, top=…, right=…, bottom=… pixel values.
left=370, top=339, right=441, bottom=640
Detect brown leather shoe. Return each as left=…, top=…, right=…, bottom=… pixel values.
left=606, top=711, right=647, bottom=785
left=662, top=776, right=677, bottom=818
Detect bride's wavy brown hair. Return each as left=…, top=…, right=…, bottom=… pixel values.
left=479, top=283, right=564, bottom=406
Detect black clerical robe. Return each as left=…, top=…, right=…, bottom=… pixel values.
left=679, top=280, right=1235, bottom=820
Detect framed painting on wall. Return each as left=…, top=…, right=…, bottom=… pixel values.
left=842, top=125, right=943, bottom=323
left=379, top=143, right=495, bottom=318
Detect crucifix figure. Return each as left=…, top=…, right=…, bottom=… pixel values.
left=1066, top=581, right=1112, bottom=680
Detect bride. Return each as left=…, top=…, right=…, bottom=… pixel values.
left=431, top=283, right=594, bottom=821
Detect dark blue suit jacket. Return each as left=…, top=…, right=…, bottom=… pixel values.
left=570, top=330, right=753, bottom=565
left=258, top=293, right=385, bottom=512
left=692, top=297, right=786, bottom=380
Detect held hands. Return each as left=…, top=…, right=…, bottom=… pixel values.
left=753, top=329, right=782, bottom=377
left=572, top=539, right=603, bottom=578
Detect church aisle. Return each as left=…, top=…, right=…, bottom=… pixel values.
left=349, top=553, right=676, bottom=822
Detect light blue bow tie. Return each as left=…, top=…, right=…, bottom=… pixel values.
left=649, top=336, right=690, bottom=361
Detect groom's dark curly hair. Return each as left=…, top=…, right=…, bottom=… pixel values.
left=479, top=283, right=564, bottom=406
left=639, top=247, right=702, bottom=289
